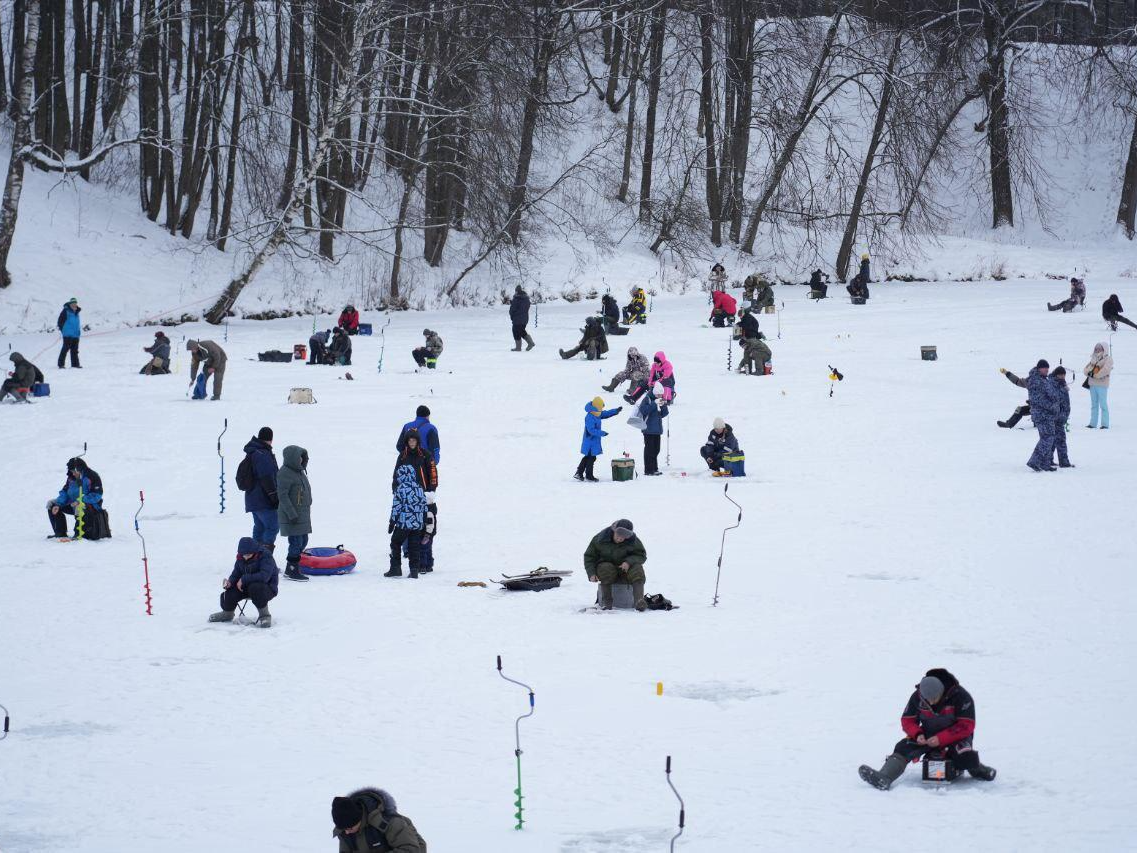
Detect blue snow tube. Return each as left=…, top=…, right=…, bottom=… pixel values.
left=299, top=546, right=357, bottom=576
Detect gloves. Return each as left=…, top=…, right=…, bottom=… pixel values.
left=614, top=406, right=623, bottom=414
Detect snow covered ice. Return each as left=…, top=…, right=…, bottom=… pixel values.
left=2, top=281, right=1135, bottom=851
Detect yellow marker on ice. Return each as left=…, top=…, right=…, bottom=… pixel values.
left=656, top=682, right=664, bottom=696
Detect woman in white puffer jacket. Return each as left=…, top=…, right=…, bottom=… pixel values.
left=1084, top=342, right=1113, bottom=429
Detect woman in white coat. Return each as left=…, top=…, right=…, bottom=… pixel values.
left=1083, top=342, right=1113, bottom=429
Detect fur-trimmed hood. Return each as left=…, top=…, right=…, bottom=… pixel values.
left=348, top=787, right=397, bottom=817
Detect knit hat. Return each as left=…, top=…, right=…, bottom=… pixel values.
left=918, top=676, right=944, bottom=704
left=861, top=253, right=870, bottom=260
left=1036, top=359, right=1050, bottom=369
left=713, top=417, right=726, bottom=431
left=331, top=797, right=364, bottom=830
left=416, top=405, right=430, bottom=417
left=67, top=297, right=78, bottom=304
left=591, top=396, right=604, bottom=410
left=612, top=519, right=634, bottom=537
left=257, top=426, right=274, bottom=442
left=515, top=285, right=524, bottom=294
left=422, top=328, right=431, bottom=336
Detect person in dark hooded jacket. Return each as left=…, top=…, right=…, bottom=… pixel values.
left=858, top=668, right=996, bottom=790
left=242, top=427, right=280, bottom=545
left=46, top=457, right=107, bottom=538
left=1102, top=294, right=1137, bottom=331
left=140, top=331, right=171, bottom=374
left=1, top=352, right=42, bottom=401
left=331, top=788, right=427, bottom=852
left=509, top=285, right=535, bottom=351
left=1025, top=361, right=1059, bottom=471
left=599, top=293, right=627, bottom=335
left=277, top=445, right=312, bottom=582
left=559, top=316, right=609, bottom=361
left=208, top=536, right=279, bottom=627
left=329, top=327, right=353, bottom=365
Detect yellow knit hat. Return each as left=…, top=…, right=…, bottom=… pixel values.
left=591, top=396, right=604, bottom=410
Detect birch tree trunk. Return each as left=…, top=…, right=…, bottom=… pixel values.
left=0, top=0, right=41, bottom=288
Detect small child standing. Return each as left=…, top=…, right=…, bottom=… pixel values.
left=386, top=465, right=427, bottom=578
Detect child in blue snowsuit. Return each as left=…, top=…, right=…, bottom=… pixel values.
left=386, top=464, right=427, bottom=578
left=574, top=396, right=623, bottom=481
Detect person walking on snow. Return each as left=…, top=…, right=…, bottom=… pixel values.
left=241, top=427, right=280, bottom=546
left=186, top=339, right=227, bottom=399
left=575, top=396, right=622, bottom=481
left=1025, top=360, right=1059, bottom=471
left=625, top=351, right=675, bottom=404
left=396, top=405, right=440, bottom=464
left=602, top=346, right=650, bottom=393
left=277, top=445, right=312, bottom=582
left=385, top=464, right=427, bottom=579
left=858, top=668, right=996, bottom=790
left=584, top=519, right=648, bottom=611
left=331, top=789, right=427, bottom=852
left=1102, top=294, right=1137, bottom=331
left=638, top=387, right=668, bottom=475
left=1049, top=366, right=1073, bottom=468
left=509, top=285, right=536, bottom=351
left=208, top=537, right=279, bottom=628
left=996, top=367, right=1031, bottom=428
left=1084, top=342, right=1112, bottom=429
left=56, top=298, right=82, bottom=368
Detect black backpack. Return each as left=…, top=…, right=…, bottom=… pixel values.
left=644, top=593, right=676, bottom=611
left=235, top=454, right=255, bottom=491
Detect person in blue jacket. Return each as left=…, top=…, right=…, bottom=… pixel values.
left=396, top=405, right=440, bottom=464
left=242, top=427, right=280, bottom=546
left=208, top=536, right=279, bottom=628
left=638, top=388, right=669, bottom=476
left=46, top=457, right=105, bottom=538
left=56, top=298, right=82, bottom=368
left=575, top=396, right=622, bottom=481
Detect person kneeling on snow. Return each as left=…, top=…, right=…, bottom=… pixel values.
left=584, top=519, right=648, bottom=611
left=309, top=329, right=331, bottom=365
left=700, top=418, right=739, bottom=474
left=46, top=457, right=108, bottom=538
left=208, top=536, right=279, bottom=628
left=736, top=329, right=772, bottom=375
left=140, top=331, right=171, bottom=374
left=625, top=351, right=675, bottom=404
left=331, top=789, right=426, bottom=852
left=710, top=289, right=737, bottom=327
left=858, top=669, right=996, bottom=790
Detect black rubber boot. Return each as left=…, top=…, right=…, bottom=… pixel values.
left=858, top=753, right=908, bottom=790
left=968, top=763, right=997, bottom=781
left=523, top=333, right=535, bottom=351
left=512, top=339, right=522, bottom=351
left=284, top=560, right=309, bottom=582
left=602, top=381, right=617, bottom=392
left=383, top=568, right=402, bottom=578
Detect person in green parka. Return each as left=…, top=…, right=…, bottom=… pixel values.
left=331, top=788, right=426, bottom=852
left=277, top=445, right=312, bottom=583
left=584, top=518, right=648, bottom=611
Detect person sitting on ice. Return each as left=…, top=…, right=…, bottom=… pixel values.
left=1047, top=277, right=1086, bottom=313
left=331, top=788, right=427, bottom=852
left=1102, top=294, right=1137, bottom=331
left=750, top=278, right=774, bottom=311
left=329, top=326, right=352, bottom=365
left=622, top=287, right=648, bottom=324
left=624, top=351, right=675, bottom=404
left=710, top=289, right=737, bottom=327
left=700, top=417, right=740, bottom=475
left=996, top=366, right=1031, bottom=429
left=412, top=328, right=444, bottom=370
left=337, top=304, right=360, bottom=335
left=599, top=293, right=627, bottom=336
left=808, top=269, right=828, bottom=298
left=584, top=518, right=648, bottom=611
left=847, top=253, right=871, bottom=301
left=602, top=346, right=650, bottom=393
left=46, top=457, right=107, bottom=538
left=737, top=306, right=761, bottom=340
left=140, top=331, right=171, bottom=374
left=858, top=669, right=996, bottom=790
left=559, top=316, right=609, bottom=361
left=208, top=536, right=279, bottom=628
left=1, top=351, right=42, bottom=401
left=736, top=330, right=772, bottom=375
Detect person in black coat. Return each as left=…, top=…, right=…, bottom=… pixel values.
left=559, top=317, right=608, bottom=360
left=737, top=307, right=761, bottom=340
left=510, top=285, right=535, bottom=351
left=329, top=327, right=352, bottom=365
left=599, top=293, right=627, bottom=335
left=858, top=668, right=996, bottom=790
left=1102, top=294, right=1137, bottom=331
left=847, top=255, right=871, bottom=301
left=809, top=269, right=828, bottom=298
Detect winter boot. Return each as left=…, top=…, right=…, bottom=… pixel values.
left=523, top=333, right=536, bottom=351
left=858, top=753, right=908, bottom=791
left=599, top=583, right=614, bottom=610
left=408, top=567, right=419, bottom=579
left=632, top=581, right=647, bottom=611
left=512, top=339, right=523, bottom=351
left=384, top=567, right=403, bottom=578
left=997, top=420, right=1010, bottom=428
left=602, top=381, right=618, bottom=392
left=968, top=763, right=997, bottom=781
left=1047, top=303, right=1060, bottom=311
left=208, top=610, right=235, bottom=623
left=284, top=560, right=309, bottom=582
left=255, top=606, right=272, bottom=628
left=559, top=348, right=571, bottom=359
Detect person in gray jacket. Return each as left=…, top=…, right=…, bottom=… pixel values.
left=277, top=445, right=312, bottom=582
left=186, top=339, right=227, bottom=399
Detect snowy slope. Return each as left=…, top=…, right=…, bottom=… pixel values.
left=1, top=280, right=1135, bottom=851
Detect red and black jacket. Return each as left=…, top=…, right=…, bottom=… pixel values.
left=900, top=668, right=976, bottom=748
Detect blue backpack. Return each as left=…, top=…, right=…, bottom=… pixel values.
left=192, top=372, right=207, bottom=399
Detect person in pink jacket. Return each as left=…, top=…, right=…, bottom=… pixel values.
left=625, top=351, right=676, bottom=404
left=710, top=290, right=737, bottom=327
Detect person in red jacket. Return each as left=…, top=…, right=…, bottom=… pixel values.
left=710, top=290, right=737, bottom=327
left=337, top=304, right=360, bottom=335
left=858, top=668, right=996, bottom=790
